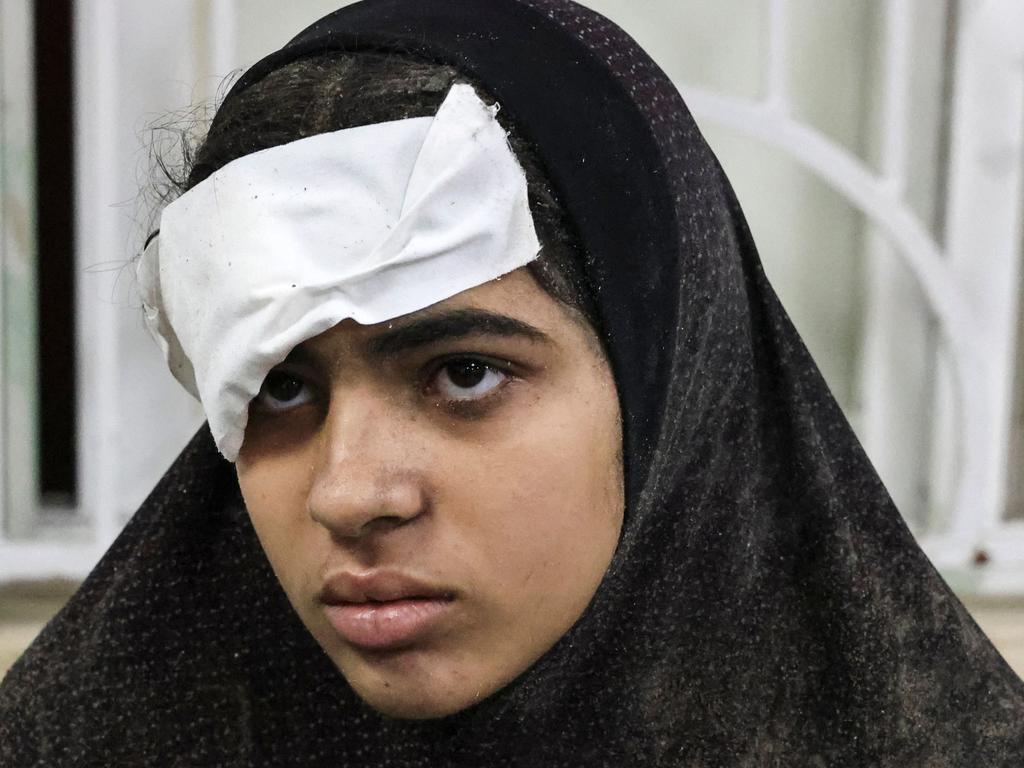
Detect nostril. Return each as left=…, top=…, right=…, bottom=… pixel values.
left=307, top=476, right=429, bottom=539
left=358, top=512, right=421, bottom=537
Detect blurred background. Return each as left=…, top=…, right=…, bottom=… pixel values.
left=2, top=0, right=1023, bottom=677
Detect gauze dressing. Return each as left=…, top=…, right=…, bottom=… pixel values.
left=137, top=83, right=541, bottom=460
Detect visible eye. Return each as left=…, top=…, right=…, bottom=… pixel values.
left=252, top=367, right=316, bottom=414
left=430, top=357, right=510, bottom=402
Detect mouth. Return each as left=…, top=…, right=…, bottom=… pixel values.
left=319, top=570, right=456, bottom=651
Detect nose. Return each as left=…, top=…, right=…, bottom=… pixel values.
left=306, top=389, right=428, bottom=540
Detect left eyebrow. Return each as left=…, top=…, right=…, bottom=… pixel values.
left=364, top=308, right=553, bottom=358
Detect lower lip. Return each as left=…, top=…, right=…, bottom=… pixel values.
left=324, top=598, right=453, bottom=650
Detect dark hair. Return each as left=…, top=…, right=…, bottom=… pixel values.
left=170, top=50, right=600, bottom=330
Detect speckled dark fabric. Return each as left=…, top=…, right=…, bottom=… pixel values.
left=3, top=1, right=1023, bottom=765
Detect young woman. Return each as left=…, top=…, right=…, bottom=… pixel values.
left=2, top=1, right=1022, bottom=765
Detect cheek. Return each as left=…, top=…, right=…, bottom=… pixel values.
left=236, top=453, right=321, bottom=598
left=447, top=370, right=623, bottom=615
left=517, top=369, right=621, bottom=517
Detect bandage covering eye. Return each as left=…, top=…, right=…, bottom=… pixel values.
left=137, top=84, right=541, bottom=460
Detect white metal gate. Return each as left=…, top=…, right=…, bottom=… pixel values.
left=680, top=0, right=1024, bottom=591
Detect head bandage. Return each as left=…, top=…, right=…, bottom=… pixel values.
left=137, top=83, right=541, bottom=461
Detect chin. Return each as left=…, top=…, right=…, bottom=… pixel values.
left=351, top=677, right=481, bottom=721
left=331, top=647, right=489, bottom=720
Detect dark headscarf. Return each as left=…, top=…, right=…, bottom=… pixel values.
left=3, top=1, right=1022, bottom=765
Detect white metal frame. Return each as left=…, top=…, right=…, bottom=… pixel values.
left=0, top=0, right=234, bottom=581
left=682, top=0, right=1024, bottom=590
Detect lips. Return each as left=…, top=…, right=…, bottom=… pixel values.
left=319, top=571, right=456, bottom=650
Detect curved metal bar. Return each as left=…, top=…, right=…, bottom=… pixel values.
left=682, top=87, right=993, bottom=538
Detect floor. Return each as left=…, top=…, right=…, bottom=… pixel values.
left=2, top=581, right=1023, bottom=682
left=1, top=580, right=80, bottom=678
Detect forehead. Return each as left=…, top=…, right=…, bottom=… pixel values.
left=292, top=267, right=570, bottom=364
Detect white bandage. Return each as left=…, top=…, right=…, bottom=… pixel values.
left=137, top=83, right=541, bottom=460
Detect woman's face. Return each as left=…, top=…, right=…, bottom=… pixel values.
left=236, top=267, right=624, bottom=719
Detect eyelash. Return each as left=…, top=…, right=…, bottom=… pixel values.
left=422, top=355, right=515, bottom=411
left=251, top=355, right=516, bottom=417
left=251, top=366, right=319, bottom=415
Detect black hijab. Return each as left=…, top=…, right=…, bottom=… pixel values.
left=3, top=1, right=1022, bottom=765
